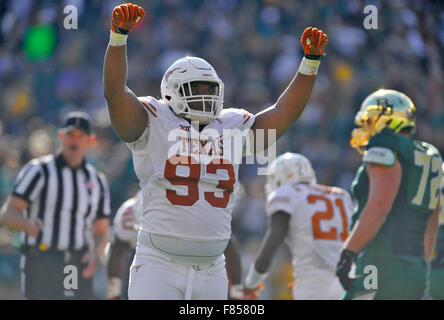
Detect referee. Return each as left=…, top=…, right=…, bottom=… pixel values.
left=0, top=111, right=110, bottom=299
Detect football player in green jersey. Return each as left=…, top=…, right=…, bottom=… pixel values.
left=427, top=165, right=444, bottom=299
left=335, top=89, right=442, bottom=299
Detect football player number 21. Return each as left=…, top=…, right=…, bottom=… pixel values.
left=164, top=155, right=235, bottom=208
left=308, top=195, right=349, bottom=241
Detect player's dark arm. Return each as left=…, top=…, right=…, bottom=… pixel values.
left=103, top=4, right=147, bottom=142
left=344, top=162, right=402, bottom=253
left=425, top=198, right=440, bottom=262
left=108, top=237, right=132, bottom=279
left=103, top=45, right=147, bottom=142
left=251, top=28, right=327, bottom=150
left=252, top=74, right=315, bottom=146
left=224, top=236, right=242, bottom=285
left=107, top=237, right=132, bottom=299
left=254, top=211, right=290, bottom=273
left=243, top=211, right=290, bottom=294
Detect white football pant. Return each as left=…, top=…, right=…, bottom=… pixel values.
left=128, top=246, right=228, bottom=300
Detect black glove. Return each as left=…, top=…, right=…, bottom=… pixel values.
left=336, top=249, right=357, bottom=290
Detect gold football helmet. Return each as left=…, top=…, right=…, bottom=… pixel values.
left=350, top=89, right=416, bottom=153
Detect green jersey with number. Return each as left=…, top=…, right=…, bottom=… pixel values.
left=433, top=174, right=444, bottom=262
left=351, top=129, right=443, bottom=258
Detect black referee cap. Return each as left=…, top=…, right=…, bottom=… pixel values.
left=62, top=111, right=91, bottom=135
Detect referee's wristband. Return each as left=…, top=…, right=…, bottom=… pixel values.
left=298, top=56, right=323, bottom=75
left=109, top=30, right=128, bottom=47
left=244, top=263, right=267, bottom=289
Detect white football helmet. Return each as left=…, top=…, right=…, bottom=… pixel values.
left=265, top=152, right=317, bottom=196
left=160, top=56, right=224, bottom=124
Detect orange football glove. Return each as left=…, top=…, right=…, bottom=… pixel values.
left=111, top=3, right=145, bottom=34
left=301, top=27, right=328, bottom=57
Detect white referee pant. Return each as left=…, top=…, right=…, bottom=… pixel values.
left=128, top=234, right=228, bottom=300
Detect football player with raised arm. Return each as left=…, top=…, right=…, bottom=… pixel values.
left=103, top=3, right=327, bottom=299
left=244, top=153, right=353, bottom=299
left=336, top=89, right=442, bottom=299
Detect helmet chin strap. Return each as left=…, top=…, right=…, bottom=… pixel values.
left=164, top=101, right=212, bottom=125
left=184, top=101, right=217, bottom=124
left=185, top=114, right=212, bottom=125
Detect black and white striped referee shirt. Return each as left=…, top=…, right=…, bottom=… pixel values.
left=12, top=153, right=111, bottom=251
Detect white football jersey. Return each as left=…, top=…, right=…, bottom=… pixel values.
left=266, top=183, right=353, bottom=277
left=127, top=96, right=255, bottom=241
left=113, top=194, right=142, bottom=248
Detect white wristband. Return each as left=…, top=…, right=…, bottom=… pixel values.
left=298, top=57, right=321, bottom=75
left=244, top=263, right=267, bottom=289
left=107, top=277, right=122, bottom=299
left=109, top=31, right=128, bottom=47
left=229, top=284, right=244, bottom=299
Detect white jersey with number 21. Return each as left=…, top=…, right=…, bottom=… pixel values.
left=266, top=182, right=353, bottom=299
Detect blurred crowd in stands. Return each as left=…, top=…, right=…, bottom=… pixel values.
left=0, top=0, right=443, bottom=299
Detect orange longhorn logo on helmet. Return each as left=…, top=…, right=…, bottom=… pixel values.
left=165, top=67, right=182, bottom=82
